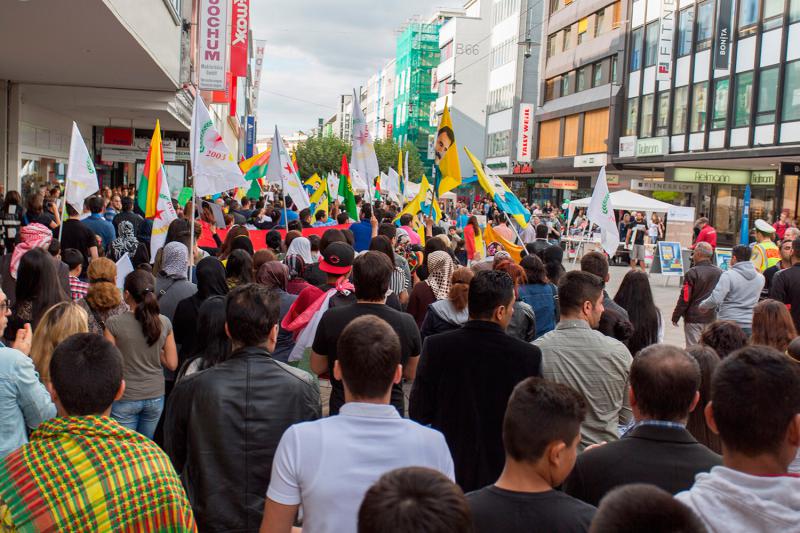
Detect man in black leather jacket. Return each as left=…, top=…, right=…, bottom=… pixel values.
left=164, top=284, right=320, bottom=532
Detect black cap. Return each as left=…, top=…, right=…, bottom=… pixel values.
left=319, top=242, right=355, bottom=275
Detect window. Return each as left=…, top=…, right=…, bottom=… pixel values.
left=488, top=85, right=514, bottom=113
left=673, top=86, right=689, bottom=134
left=612, top=55, right=619, bottom=82
left=792, top=0, right=800, bottom=22
left=440, top=41, right=454, bottom=61
left=734, top=72, right=754, bottom=127
left=678, top=8, right=694, bottom=56
left=656, top=92, right=670, bottom=136
left=547, top=34, right=558, bottom=58
left=578, top=17, right=589, bottom=44
left=550, top=0, right=563, bottom=14
left=644, top=22, right=659, bottom=67
left=783, top=61, right=800, bottom=121
left=739, top=0, right=758, bottom=29
left=487, top=130, right=511, bottom=157
left=563, top=25, right=572, bottom=52
left=563, top=115, right=580, bottom=156
left=691, top=82, right=709, bottom=132
left=712, top=79, right=729, bottom=129
left=545, top=79, right=557, bottom=102
left=625, top=98, right=640, bottom=136
left=593, top=60, right=606, bottom=87
left=640, top=94, right=655, bottom=137
left=538, top=120, right=561, bottom=158
left=595, top=8, right=606, bottom=37
left=696, top=1, right=714, bottom=51
left=577, top=67, right=589, bottom=91
left=561, top=72, right=574, bottom=96
left=438, top=76, right=451, bottom=97
left=630, top=27, right=643, bottom=71
left=583, top=108, right=610, bottom=153
left=764, top=0, right=784, bottom=28
left=491, top=38, right=515, bottom=69
left=757, top=67, right=779, bottom=124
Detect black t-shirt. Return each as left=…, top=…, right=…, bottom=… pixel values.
left=467, top=486, right=596, bottom=533
left=627, top=220, right=647, bottom=245
left=317, top=282, right=403, bottom=311
left=28, top=212, right=56, bottom=229
left=58, top=219, right=97, bottom=269
left=312, top=303, right=421, bottom=415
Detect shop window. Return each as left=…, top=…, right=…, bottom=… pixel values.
left=644, top=22, right=659, bottom=68
left=563, top=115, right=580, bottom=156
left=640, top=94, right=655, bottom=138
left=712, top=79, right=730, bottom=130
left=763, top=0, right=784, bottom=29
left=578, top=18, right=589, bottom=44
left=583, top=108, right=610, bottom=153
left=757, top=67, right=779, bottom=125
left=625, top=98, right=640, bottom=136
left=739, top=0, right=758, bottom=32
left=656, top=91, right=671, bottom=136
left=734, top=72, right=754, bottom=128
left=677, top=8, right=694, bottom=56
left=630, top=27, right=643, bottom=71
left=696, top=1, right=714, bottom=51
left=538, top=120, right=561, bottom=158
left=577, top=67, right=589, bottom=92
left=671, top=90, right=688, bottom=135
left=691, top=82, right=709, bottom=132
left=783, top=61, right=800, bottom=122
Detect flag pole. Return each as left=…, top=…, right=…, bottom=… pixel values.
left=58, top=177, right=70, bottom=239
left=503, top=211, right=527, bottom=254
left=282, top=178, right=289, bottom=232
left=428, top=164, right=437, bottom=218
left=188, top=181, right=195, bottom=279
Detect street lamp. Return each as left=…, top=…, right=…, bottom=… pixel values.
left=448, top=78, right=463, bottom=94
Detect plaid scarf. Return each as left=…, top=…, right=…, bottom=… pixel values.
left=0, top=416, right=196, bottom=532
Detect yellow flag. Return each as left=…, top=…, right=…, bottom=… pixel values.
left=395, top=175, right=442, bottom=223
left=436, top=98, right=462, bottom=196
left=464, top=146, right=529, bottom=227
left=485, top=223, right=524, bottom=264
left=306, top=173, right=329, bottom=217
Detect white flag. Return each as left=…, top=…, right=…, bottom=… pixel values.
left=350, top=89, right=379, bottom=202
left=190, top=96, right=248, bottom=197
left=265, top=126, right=309, bottom=210
left=115, top=253, right=134, bottom=289
left=149, top=168, right=178, bottom=259
left=65, top=122, right=99, bottom=213
left=386, top=167, right=401, bottom=200
left=327, top=171, right=340, bottom=201
left=586, top=167, right=620, bottom=257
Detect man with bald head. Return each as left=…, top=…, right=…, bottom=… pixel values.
left=672, top=241, right=723, bottom=347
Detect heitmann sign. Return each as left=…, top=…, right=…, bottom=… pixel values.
left=516, top=103, right=533, bottom=163
left=656, top=0, right=676, bottom=81
left=198, top=0, right=228, bottom=90
left=230, top=0, right=249, bottom=77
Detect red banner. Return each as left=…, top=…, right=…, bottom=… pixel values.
left=229, top=75, right=238, bottom=117
left=211, top=72, right=232, bottom=103
left=230, top=0, right=249, bottom=77
left=200, top=224, right=352, bottom=251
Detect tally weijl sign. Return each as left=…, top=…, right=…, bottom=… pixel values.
left=198, top=0, right=228, bottom=91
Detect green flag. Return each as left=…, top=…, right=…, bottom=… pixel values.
left=338, top=155, right=358, bottom=221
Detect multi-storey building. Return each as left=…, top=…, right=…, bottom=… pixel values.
left=615, top=0, right=800, bottom=245
left=531, top=0, right=626, bottom=206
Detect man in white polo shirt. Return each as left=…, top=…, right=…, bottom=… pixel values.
left=260, top=315, right=454, bottom=533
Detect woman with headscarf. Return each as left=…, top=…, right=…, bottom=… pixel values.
left=155, top=242, right=197, bottom=322
left=285, top=250, right=312, bottom=296
left=407, top=250, right=454, bottom=328
left=256, top=261, right=298, bottom=363
left=286, top=236, right=314, bottom=264
left=77, top=257, right=129, bottom=335
left=172, top=256, right=228, bottom=368
left=108, top=220, right=149, bottom=267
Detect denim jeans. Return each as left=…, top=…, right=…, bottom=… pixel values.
left=111, top=396, right=164, bottom=439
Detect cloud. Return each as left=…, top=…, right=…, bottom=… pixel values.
left=250, top=0, right=465, bottom=134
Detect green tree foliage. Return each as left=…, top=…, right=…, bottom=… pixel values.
left=295, top=136, right=351, bottom=180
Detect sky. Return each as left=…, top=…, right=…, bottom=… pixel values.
left=250, top=0, right=464, bottom=136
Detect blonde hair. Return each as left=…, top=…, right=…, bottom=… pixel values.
left=85, top=258, right=121, bottom=311
left=30, top=302, right=89, bottom=384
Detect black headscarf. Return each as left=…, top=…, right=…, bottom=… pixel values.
left=196, top=256, right=229, bottom=300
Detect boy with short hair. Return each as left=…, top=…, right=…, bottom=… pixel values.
left=467, top=377, right=596, bottom=532
left=62, top=248, right=88, bottom=300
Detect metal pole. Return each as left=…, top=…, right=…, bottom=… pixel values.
left=57, top=177, right=69, bottom=240
left=188, top=181, right=195, bottom=279
left=503, top=211, right=528, bottom=256
left=282, top=177, right=289, bottom=232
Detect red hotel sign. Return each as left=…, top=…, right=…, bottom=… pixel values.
left=516, top=103, right=533, bottom=163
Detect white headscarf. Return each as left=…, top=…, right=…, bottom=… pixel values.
left=286, top=236, right=314, bottom=264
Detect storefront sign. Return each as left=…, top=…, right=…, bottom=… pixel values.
left=516, top=103, right=534, bottom=162
left=198, top=0, right=229, bottom=90
left=750, top=170, right=777, bottom=186
left=673, top=168, right=750, bottom=184
left=619, top=136, right=637, bottom=158
left=635, top=137, right=669, bottom=157
left=714, top=0, right=733, bottom=70
left=230, top=0, right=249, bottom=77
left=102, top=127, right=133, bottom=146
left=780, top=161, right=800, bottom=175
left=513, top=163, right=533, bottom=174
left=574, top=153, right=607, bottom=167
left=245, top=115, right=256, bottom=158
left=631, top=179, right=699, bottom=193
left=606, top=174, right=621, bottom=187
left=547, top=179, right=579, bottom=190
left=657, top=0, right=676, bottom=81
left=252, top=39, right=267, bottom=110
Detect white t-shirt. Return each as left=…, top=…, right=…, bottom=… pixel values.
left=267, top=402, right=455, bottom=533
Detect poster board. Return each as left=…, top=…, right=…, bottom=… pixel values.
left=665, top=206, right=696, bottom=249
left=714, top=248, right=732, bottom=271
left=658, top=241, right=685, bottom=276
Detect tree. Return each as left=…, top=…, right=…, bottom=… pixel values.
left=373, top=138, right=426, bottom=183
left=295, top=135, right=350, bottom=181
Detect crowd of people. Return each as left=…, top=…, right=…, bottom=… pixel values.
left=0, top=182, right=798, bottom=533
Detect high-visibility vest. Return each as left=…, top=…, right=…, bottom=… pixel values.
left=753, top=240, right=780, bottom=272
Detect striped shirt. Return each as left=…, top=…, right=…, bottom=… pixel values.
left=68, top=276, right=89, bottom=301
left=389, top=266, right=408, bottom=295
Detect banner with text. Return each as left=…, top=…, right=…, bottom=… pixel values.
left=714, top=0, right=733, bottom=69
left=657, top=0, right=676, bottom=81
left=516, top=103, right=534, bottom=162
left=252, top=39, right=267, bottom=111
left=198, top=0, right=228, bottom=90
left=230, top=0, right=249, bottom=77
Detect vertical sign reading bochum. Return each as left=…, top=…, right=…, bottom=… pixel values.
left=714, top=0, right=733, bottom=69
left=656, top=0, right=675, bottom=81
left=198, top=0, right=228, bottom=90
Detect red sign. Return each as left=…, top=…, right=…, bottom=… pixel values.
left=212, top=72, right=232, bottom=103
left=385, top=122, right=393, bottom=138
left=229, top=75, right=238, bottom=117
left=103, top=127, right=133, bottom=146
left=230, top=0, right=249, bottom=77
left=513, top=163, right=533, bottom=174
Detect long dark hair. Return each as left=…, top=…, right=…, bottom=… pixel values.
left=613, top=270, right=660, bottom=355
left=124, top=270, right=162, bottom=346
left=192, top=295, right=231, bottom=369
left=685, top=345, right=722, bottom=454
left=369, top=236, right=396, bottom=267
left=16, top=248, right=67, bottom=326
left=541, top=246, right=565, bottom=285
left=226, top=249, right=254, bottom=284
left=2, top=191, right=21, bottom=213
left=467, top=215, right=480, bottom=235
left=520, top=254, right=548, bottom=285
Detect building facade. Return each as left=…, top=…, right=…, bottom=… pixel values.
left=616, top=0, right=800, bottom=245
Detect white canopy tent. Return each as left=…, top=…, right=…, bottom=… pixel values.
left=567, top=189, right=674, bottom=221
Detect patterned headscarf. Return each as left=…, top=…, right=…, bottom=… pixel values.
left=160, top=242, right=188, bottom=279
left=10, top=223, right=51, bottom=279
left=110, top=221, right=139, bottom=259
left=257, top=261, right=289, bottom=291
left=426, top=250, right=454, bottom=300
